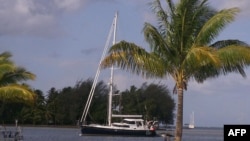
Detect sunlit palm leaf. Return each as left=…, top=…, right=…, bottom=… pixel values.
left=101, top=41, right=166, bottom=78
left=0, top=84, right=35, bottom=105
left=192, top=45, right=250, bottom=82
left=217, top=45, right=250, bottom=76
left=0, top=51, right=36, bottom=105
left=185, top=46, right=220, bottom=70
left=0, top=52, right=15, bottom=78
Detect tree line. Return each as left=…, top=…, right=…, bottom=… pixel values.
left=0, top=78, right=175, bottom=126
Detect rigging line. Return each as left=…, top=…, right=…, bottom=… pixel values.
left=80, top=13, right=117, bottom=123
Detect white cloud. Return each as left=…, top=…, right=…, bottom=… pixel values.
left=0, top=0, right=248, bottom=38
left=0, top=0, right=91, bottom=37
left=54, top=0, right=88, bottom=12
left=188, top=72, right=250, bottom=96
left=0, top=0, right=57, bottom=37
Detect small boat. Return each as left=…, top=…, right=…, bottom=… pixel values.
left=188, top=111, right=195, bottom=129
left=79, top=12, right=157, bottom=137
left=184, top=111, right=195, bottom=129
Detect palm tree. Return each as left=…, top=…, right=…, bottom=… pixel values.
left=101, top=0, right=250, bottom=141
left=0, top=51, right=36, bottom=105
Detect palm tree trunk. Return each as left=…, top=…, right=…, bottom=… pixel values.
left=174, top=87, right=184, bottom=141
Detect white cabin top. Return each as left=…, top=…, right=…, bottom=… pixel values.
left=123, top=118, right=144, bottom=122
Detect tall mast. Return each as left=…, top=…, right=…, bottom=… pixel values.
left=107, top=11, right=118, bottom=126
left=80, top=12, right=118, bottom=124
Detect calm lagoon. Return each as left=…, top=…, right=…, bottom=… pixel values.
left=5, top=126, right=223, bottom=141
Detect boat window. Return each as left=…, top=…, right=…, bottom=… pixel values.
left=113, top=124, right=130, bottom=128
left=136, top=121, right=142, bottom=127
left=123, top=120, right=135, bottom=125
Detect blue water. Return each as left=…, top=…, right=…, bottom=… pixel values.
left=4, top=126, right=223, bottom=141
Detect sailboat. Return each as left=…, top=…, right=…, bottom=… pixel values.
left=184, top=111, right=195, bottom=129
left=79, top=12, right=157, bottom=137
left=188, top=112, right=195, bottom=129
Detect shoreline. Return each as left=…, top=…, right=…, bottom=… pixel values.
left=1, top=124, right=80, bottom=129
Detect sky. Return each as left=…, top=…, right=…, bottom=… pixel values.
left=1, top=0, right=250, bottom=127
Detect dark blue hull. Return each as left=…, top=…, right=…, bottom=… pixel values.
left=80, top=125, right=156, bottom=137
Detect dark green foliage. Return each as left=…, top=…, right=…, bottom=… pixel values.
left=119, top=83, right=175, bottom=124
left=0, top=78, right=175, bottom=126
left=0, top=89, right=44, bottom=125
left=0, top=102, right=24, bottom=124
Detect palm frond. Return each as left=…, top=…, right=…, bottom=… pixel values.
left=0, top=52, right=15, bottom=75
left=165, top=0, right=175, bottom=13
left=149, top=0, right=170, bottom=35
left=0, top=51, right=36, bottom=105
left=0, top=67, right=36, bottom=86
left=101, top=41, right=166, bottom=78
left=217, top=45, right=250, bottom=77
left=143, top=22, right=174, bottom=58
left=192, top=64, right=220, bottom=82
left=0, top=84, right=36, bottom=105
left=185, top=46, right=220, bottom=69
left=193, top=45, right=250, bottom=82
left=210, top=39, right=248, bottom=48
left=195, top=7, right=240, bottom=45
left=0, top=64, right=15, bottom=77
left=0, top=52, right=12, bottom=60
